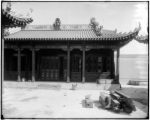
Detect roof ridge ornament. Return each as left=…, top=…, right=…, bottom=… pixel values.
left=53, top=18, right=61, bottom=30
left=2, top=2, right=33, bottom=29
left=134, top=23, right=148, bottom=44
left=138, top=22, right=141, bottom=31
left=6, top=2, right=11, bottom=13
left=89, top=17, right=103, bottom=36
left=114, top=28, right=117, bottom=33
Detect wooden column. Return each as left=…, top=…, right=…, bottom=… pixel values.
left=115, top=49, right=120, bottom=84
left=2, top=29, right=4, bottom=82
left=82, top=46, right=85, bottom=83
left=32, top=48, right=35, bottom=82
left=67, top=45, right=70, bottom=82
left=112, top=50, right=115, bottom=79
left=17, top=48, right=21, bottom=82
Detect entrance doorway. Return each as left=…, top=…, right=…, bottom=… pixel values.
left=40, top=56, right=59, bottom=81
left=59, top=56, right=67, bottom=81
left=70, top=49, right=82, bottom=82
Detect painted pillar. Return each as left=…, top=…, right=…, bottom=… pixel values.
left=17, top=48, right=21, bottom=82
left=82, top=46, right=85, bottom=83
left=67, top=45, right=70, bottom=82
left=32, top=48, right=35, bottom=82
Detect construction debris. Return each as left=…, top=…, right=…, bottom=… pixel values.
left=83, top=95, right=93, bottom=108
left=99, top=90, right=136, bottom=113
left=71, top=83, right=77, bottom=90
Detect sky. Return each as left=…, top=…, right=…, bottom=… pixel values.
left=3, top=2, right=148, bottom=54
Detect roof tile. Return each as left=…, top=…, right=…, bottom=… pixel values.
left=4, top=24, right=140, bottom=41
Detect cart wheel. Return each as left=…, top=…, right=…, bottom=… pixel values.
left=99, top=96, right=105, bottom=107
left=104, top=97, right=111, bottom=109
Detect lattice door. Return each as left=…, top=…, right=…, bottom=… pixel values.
left=40, top=56, right=59, bottom=81
left=71, top=54, right=82, bottom=81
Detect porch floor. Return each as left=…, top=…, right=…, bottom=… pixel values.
left=3, top=81, right=113, bottom=90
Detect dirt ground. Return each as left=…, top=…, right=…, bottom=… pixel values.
left=2, top=85, right=148, bottom=118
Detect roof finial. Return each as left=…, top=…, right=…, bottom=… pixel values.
left=114, top=28, right=117, bottom=33
left=53, top=18, right=61, bottom=30
left=138, top=22, right=141, bottom=30
left=6, top=2, right=11, bottom=13
left=26, top=8, right=34, bottom=17
left=90, top=17, right=99, bottom=29
left=90, top=17, right=103, bottom=36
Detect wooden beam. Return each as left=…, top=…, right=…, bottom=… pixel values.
left=35, top=45, right=67, bottom=50
left=4, top=44, right=18, bottom=49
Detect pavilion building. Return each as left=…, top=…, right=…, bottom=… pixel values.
left=2, top=2, right=33, bottom=82
left=3, top=18, right=141, bottom=84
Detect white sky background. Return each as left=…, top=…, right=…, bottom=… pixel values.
left=4, top=2, right=148, bottom=54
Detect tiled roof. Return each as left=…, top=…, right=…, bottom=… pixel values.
left=4, top=24, right=140, bottom=41
left=2, top=9, right=33, bottom=28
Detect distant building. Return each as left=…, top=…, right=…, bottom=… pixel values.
left=2, top=6, right=33, bottom=29
left=2, top=2, right=33, bottom=81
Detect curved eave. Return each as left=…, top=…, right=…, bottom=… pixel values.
left=2, top=9, right=33, bottom=28
left=4, top=36, right=135, bottom=43
left=135, top=35, right=148, bottom=44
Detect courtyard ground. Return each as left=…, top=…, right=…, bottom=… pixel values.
left=2, top=82, right=148, bottom=118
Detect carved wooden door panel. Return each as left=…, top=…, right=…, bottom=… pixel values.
left=71, top=54, right=82, bottom=82
left=40, top=56, right=59, bottom=81
left=85, top=54, right=103, bottom=82
left=59, top=56, right=67, bottom=81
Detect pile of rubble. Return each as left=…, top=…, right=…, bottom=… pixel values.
left=83, top=90, right=136, bottom=114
